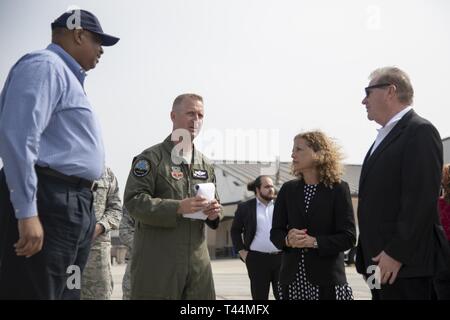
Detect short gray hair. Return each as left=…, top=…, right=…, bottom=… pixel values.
left=369, top=67, right=414, bottom=105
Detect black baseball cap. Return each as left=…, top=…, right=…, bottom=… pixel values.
left=51, top=9, right=119, bottom=46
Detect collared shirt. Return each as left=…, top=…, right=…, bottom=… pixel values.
left=0, top=43, right=105, bottom=219
left=370, top=106, right=412, bottom=156
left=250, top=198, right=280, bottom=253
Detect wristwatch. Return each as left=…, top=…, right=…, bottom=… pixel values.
left=313, top=239, right=318, bottom=249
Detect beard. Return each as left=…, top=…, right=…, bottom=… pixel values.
left=259, top=193, right=275, bottom=202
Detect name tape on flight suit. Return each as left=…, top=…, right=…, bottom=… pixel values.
left=192, top=169, right=208, bottom=180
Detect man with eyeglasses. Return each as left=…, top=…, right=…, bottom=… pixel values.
left=0, top=9, right=119, bottom=299
left=355, top=67, right=450, bottom=300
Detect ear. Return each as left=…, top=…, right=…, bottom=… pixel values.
left=387, top=84, right=398, bottom=99
left=170, top=111, right=176, bottom=122
left=73, top=29, right=84, bottom=45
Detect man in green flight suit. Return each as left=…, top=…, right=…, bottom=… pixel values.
left=124, top=93, right=222, bottom=299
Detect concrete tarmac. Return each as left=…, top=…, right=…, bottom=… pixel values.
left=111, top=258, right=371, bottom=300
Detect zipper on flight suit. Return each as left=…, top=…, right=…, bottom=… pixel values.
left=180, top=148, right=196, bottom=277
left=180, top=149, right=194, bottom=197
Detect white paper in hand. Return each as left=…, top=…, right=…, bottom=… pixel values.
left=183, top=183, right=215, bottom=220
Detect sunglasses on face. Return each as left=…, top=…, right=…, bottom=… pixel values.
left=364, top=83, right=392, bottom=97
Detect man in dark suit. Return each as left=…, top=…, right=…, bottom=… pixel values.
left=356, top=66, right=450, bottom=300
left=231, top=176, right=281, bottom=300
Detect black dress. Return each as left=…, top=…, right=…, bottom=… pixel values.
left=278, top=184, right=354, bottom=300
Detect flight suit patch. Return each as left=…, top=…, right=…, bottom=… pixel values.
left=192, top=169, right=208, bottom=180
left=171, top=166, right=184, bottom=180
left=133, top=159, right=150, bottom=177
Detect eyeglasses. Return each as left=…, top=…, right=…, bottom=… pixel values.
left=364, top=83, right=392, bottom=97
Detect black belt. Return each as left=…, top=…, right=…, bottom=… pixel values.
left=35, top=166, right=98, bottom=191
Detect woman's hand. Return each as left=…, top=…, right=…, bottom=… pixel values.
left=287, top=228, right=316, bottom=248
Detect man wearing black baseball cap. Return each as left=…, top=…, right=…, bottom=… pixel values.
left=51, top=9, right=119, bottom=47
left=0, top=9, right=119, bottom=299
left=50, top=9, right=120, bottom=71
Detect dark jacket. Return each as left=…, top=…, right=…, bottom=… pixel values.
left=356, top=110, right=450, bottom=278
left=230, top=198, right=258, bottom=252
left=270, top=179, right=356, bottom=286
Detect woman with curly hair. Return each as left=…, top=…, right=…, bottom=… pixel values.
left=434, top=164, right=450, bottom=299
left=270, top=130, right=356, bottom=300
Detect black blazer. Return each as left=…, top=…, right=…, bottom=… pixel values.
left=270, top=179, right=356, bottom=286
left=356, top=110, right=450, bottom=278
left=230, top=198, right=257, bottom=252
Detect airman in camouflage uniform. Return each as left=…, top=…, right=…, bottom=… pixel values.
left=124, top=94, right=223, bottom=299
left=81, top=167, right=122, bottom=300
left=118, top=206, right=135, bottom=300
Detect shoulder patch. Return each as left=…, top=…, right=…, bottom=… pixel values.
left=133, top=159, right=151, bottom=177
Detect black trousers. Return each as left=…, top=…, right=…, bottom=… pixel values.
left=433, top=271, right=450, bottom=299
left=369, top=277, right=434, bottom=300
left=433, top=241, right=450, bottom=301
left=0, top=170, right=95, bottom=299
left=245, top=250, right=282, bottom=300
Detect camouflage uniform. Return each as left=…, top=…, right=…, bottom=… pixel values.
left=124, top=135, right=222, bottom=299
left=119, top=206, right=135, bottom=300
left=81, top=167, right=122, bottom=300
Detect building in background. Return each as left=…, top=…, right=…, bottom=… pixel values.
left=443, top=137, right=450, bottom=164
left=206, top=161, right=362, bottom=259
left=110, top=135, right=449, bottom=261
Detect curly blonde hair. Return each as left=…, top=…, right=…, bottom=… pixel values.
left=292, top=131, right=344, bottom=187
left=443, top=164, right=450, bottom=204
